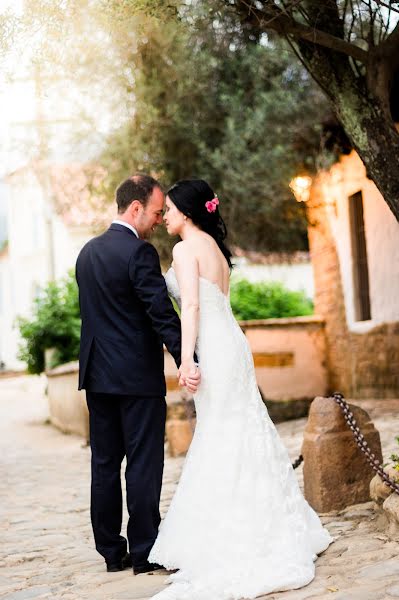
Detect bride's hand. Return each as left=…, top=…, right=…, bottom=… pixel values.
left=178, top=361, right=201, bottom=393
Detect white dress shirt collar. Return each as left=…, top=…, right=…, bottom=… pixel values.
left=112, top=220, right=139, bottom=238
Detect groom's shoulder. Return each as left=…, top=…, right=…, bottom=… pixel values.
left=79, top=229, right=160, bottom=262
left=86, top=227, right=142, bottom=249
left=130, top=239, right=160, bottom=262
left=128, top=240, right=162, bottom=280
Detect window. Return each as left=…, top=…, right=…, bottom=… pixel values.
left=349, top=191, right=371, bottom=321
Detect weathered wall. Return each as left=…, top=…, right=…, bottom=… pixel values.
left=0, top=168, right=94, bottom=369
left=307, top=152, right=399, bottom=397
left=240, top=316, right=327, bottom=402
left=165, top=315, right=328, bottom=417
left=46, top=361, right=89, bottom=440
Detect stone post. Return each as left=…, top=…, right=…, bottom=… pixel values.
left=302, top=396, right=383, bottom=512
left=370, top=468, right=399, bottom=540
left=165, top=396, right=196, bottom=458
left=166, top=419, right=195, bottom=457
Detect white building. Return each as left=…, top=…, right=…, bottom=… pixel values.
left=304, top=151, right=399, bottom=398
left=0, top=163, right=109, bottom=369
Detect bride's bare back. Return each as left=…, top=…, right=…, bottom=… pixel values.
left=173, top=231, right=230, bottom=296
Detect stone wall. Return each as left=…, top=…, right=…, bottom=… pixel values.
left=307, top=166, right=399, bottom=398
left=48, top=319, right=329, bottom=449
left=240, top=316, right=327, bottom=415
left=46, top=361, right=89, bottom=440
left=165, top=316, right=328, bottom=424
left=164, top=317, right=328, bottom=455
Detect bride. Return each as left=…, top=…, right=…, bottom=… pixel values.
left=149, top=179, right=332, bottom=600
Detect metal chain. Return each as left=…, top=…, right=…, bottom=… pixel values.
left=292, top=454, right=304, bottom=469
left=331, top=392, right=399, bottom=495
left=184, top=390, right=398, bottom=493
left=291, top=392, right=399, bottom=496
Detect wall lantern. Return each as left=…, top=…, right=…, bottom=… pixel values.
left=289, top=175, right=312, bottom=203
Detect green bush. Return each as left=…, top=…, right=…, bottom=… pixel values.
left=390, top=436, right=399, bottom=473
left=230, top=278, right=313, bottom=321
left=16, top=273, right=312, bottom=374
left=17, top=271, right=81, bottom=374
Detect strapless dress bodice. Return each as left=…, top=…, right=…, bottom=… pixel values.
left=164, top=267, right=230, bottom=315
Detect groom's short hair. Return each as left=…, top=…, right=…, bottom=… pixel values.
left=116, top=174, right=162, bottom=213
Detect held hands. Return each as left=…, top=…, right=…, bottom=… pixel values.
left=178, top=361, right=201, bottom=394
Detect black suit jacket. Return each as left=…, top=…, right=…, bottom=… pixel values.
left=75, top=223, right=181, bottom=396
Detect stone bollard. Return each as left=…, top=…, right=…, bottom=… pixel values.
left=382, top=493, right=399, bottom=539
left=165, top=397, right=196, bottom=457
left=370, top=467, right=399, bottom=540
left=166, top=419, right=195, bottom=457
left=301, top=396, right=383, bottom=512
left=370, top=466, right=399, bottom=506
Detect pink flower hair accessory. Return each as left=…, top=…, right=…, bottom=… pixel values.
left=205, top=197, right=219, bottom=213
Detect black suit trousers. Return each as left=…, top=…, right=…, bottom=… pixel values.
left=86, top=392, right=166, bottom=567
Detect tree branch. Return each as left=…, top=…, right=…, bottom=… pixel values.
left=376, top=20, right=399, bottom=59
left=374, top=0, right=399, bottom=14
left=236, top=1, right=368, bottom=62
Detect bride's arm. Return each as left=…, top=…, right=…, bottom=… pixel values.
left=173, top=242, right=200, bottom=386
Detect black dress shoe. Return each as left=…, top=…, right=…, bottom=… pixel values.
left=133, top=562, right=164, bottom=575
left=106, top=552, right=132, bottom=572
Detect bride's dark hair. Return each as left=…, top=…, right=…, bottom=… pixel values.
left=167, top=179, right=233, bottom=269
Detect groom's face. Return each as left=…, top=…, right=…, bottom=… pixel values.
left=135, top=187, right=165, bottom=239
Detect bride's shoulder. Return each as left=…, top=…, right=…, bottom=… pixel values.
left=172, top=240, right=196, bottom=261
left=172, top=241, right=199, bottom=275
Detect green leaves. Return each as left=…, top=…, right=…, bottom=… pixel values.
left=14, top=0, right=332, bottom=255
left=16, top=271, right=81, bottom=374
left=229, top=278, right=313, bottom=321
left=95, top=3, right=329, bottom=256
left=390, top=437, right=399, bottom=472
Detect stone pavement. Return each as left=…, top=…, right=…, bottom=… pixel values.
left=1, top=375, right=399, bottom=600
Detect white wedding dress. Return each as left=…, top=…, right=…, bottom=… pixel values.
left=149, top=268, right=332, bottom=600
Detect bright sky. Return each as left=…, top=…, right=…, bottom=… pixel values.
left=0, top=0, right=123, bottom=178
left=0, top=75, right=37, bottom=176
left=0, top=0, right=397, bottom=179
left=0, top=1, right=33, bottom=175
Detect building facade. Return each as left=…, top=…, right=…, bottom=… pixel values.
left=0, top=164, right=102, bottom=369
left=306, top=151, right=399, bottom=398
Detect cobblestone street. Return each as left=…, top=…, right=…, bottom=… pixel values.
left=1, top=375, right=399, bottom=600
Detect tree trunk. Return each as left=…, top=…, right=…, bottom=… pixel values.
left=334, top=90, right=399, bottom=222
left=295, top=37, right=399, bottom=222
left=230, top=1, right=399, bottom=222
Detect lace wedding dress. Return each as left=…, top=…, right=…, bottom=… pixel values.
left=149, top=268, right=332, bottom=600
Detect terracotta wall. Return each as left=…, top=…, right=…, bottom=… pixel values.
left=46, top=361, right=89, bottom=440
left=306, top=154, right=399, bottom=398
left=240, top=316, right=327, bottom=401
left=165, top=315, right=328, bottom=417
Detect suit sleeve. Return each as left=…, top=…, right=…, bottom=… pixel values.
left=129, top=242, right=182, bottom=368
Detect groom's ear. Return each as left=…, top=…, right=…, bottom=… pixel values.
left=129, top=200, right=143, bottom=215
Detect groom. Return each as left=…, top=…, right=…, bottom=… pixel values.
left=76, top=175, right=199, bottom=575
